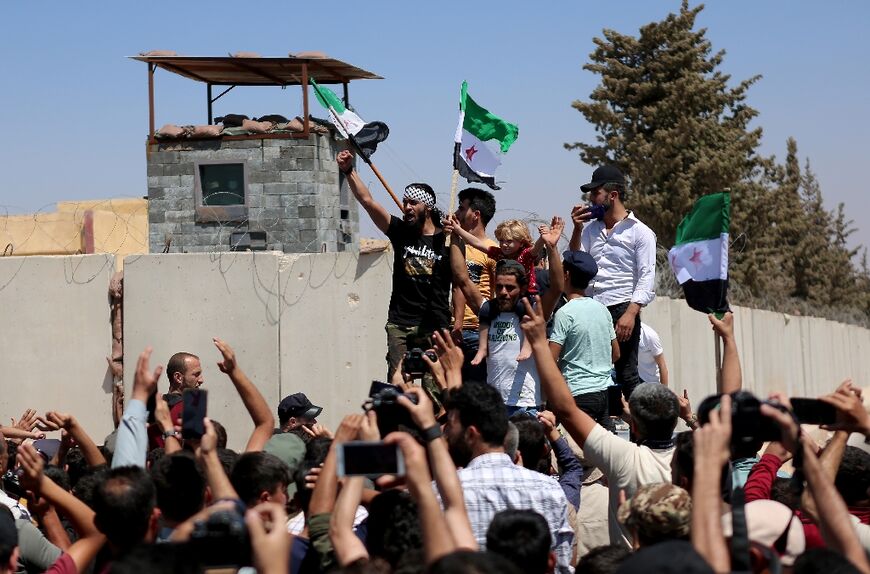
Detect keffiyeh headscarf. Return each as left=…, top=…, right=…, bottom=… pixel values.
left=404, top=183, right=436, bottom=209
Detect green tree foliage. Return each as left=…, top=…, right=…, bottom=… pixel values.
left=569, top=1, right=869, bottom=323
left=566, top=1, right=762, bottom=247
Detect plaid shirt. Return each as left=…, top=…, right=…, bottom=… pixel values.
left=457, top=452, right=574, bottom=574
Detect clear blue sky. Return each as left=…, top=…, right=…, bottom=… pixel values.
left=2, top=1, right=868, bottom=253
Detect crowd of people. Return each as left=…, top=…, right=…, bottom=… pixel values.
left=1, top=150, right=870, bottom=574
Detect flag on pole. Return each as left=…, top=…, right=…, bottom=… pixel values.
left=310, top=79, right=389, bottom=158
left=668, top=192, right=731, bottom=313
left=453, top=81, right=518, bottom=191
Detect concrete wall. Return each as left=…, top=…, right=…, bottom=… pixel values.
left=2, top=251, right=870, bottom=451
left=147, top=134, right=358, bottom=255
left=0, top=254, right=117, bottom=443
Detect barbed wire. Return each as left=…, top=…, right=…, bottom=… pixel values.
left=3, top=197, right=869, bottom=329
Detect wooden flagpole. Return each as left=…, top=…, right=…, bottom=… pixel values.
left=308, top=76, right=403, bottom=211
left=714, top=332, right=723, bottom=393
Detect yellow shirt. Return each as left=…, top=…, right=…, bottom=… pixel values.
left=460, top=240, right=498, bottom=330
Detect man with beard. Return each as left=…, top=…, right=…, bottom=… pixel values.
left=337, top=150, right=452, bottom=390
left=442, top=382, right=574, bottom=574
left=569, top=165, right=656, bottom=400
left=466, top=221, right=563, bottom=417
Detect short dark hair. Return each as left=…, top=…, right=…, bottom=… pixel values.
left=230, top=452, right=291, bottom=507
left=72, top=466, right=110, bottom=509
left=672, top=431, right=694, bottom=487
left=602, top=182, right=626, bottom=202
left=294, top=437, right=333, bottom=515
left=793, top=548, right=863, bottom=574
left=564, top=264, right=592, bottom=290
left=495, top=260, right=528, bottom=288
left=93, top=466, right=156, bottom=552
left=44, top=465, right=71, bottom=492
left=771, top=477, right=800, bottom=511
left=428, top=550, right=521, bottom=574
left=166, top=352, right=198, bottom=383
left=146, top=447, right=165, bottom=470
left=628, top=383, right=679, bottom=440
left=365, top=490, right=423, bottom=570
left=509, top=416, right=548, bottom=473
left=65, top=447, right=89, bottom=489
left=576, top=544, right=631, bottom=574
left=210, top=420, right=228, bottom=449
left=216, top=448, right=239, bottom=478
left=486, top=510, right=551, bottom=574
left=150, top=452, right=205, bottom=523
left=458, top=187, right=496, bottom=226
left=835, top=446, right=870, bottom=506
left=445, top=382, right=508, bottom=447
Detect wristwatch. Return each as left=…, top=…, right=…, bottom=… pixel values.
left=422, top=424, right=443, bottom=443
left=162, top=429, right=180, bottom=440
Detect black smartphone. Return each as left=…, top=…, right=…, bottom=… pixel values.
left=790, top=397, right=837, bottom=425
left=607, top=385, right=624, bottom=417
left=336, top=441, right=405, bottom=478
left=182, top=388, right=208, bottom=440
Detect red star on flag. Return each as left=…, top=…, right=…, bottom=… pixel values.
left=689, top=248, right=703, bottom=266
left=465, top=145, right=478, bottom=162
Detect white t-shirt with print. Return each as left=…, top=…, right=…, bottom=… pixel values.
left=486, top=310, right=540, bottom=407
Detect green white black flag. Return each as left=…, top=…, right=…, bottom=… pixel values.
left=668, top=192, right=730, bottom=313
left=453, top=81, right=518, bottom=190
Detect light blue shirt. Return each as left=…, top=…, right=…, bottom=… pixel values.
left=112, top=398, right=148, bottom=469
left=549, top=297, right=616, bottom=396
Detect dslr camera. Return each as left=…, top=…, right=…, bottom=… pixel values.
left=365, top=383, right=420, bottom=436
left=697, top=391, right=790, bottom=448
left=402, top=348, right=437, bottom=376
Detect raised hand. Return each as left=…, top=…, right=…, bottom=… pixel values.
left=132, top=346, right=164, bottom=403
left=17, top=443, right=45, bottom=495
left=214, top=338, right=239, bottom=375
left=336, top=150, right=355, bottom=173
left=519, top=295, right=548, bottom=348
left=540, top=216, right=565, bottom=247
left=571, top=204, right=593, bottom=226
left=820, top=379, right=870, bottom=435
left=708, top=312, right=734, bottom=339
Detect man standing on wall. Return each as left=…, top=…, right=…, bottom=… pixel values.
left=336, top=150, right=452, bottom=397
left=569, top=165, right=656, bottom=400
left=451, top=187, right=498, bottom=383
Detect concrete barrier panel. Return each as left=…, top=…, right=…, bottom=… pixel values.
left=278, top=252, right=392, bottom=431
left=123, top=252, right=281, bottom=451
left=0, top=254, right=115, bottom=442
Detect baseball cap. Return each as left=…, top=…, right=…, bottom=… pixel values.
left=617, top=483, right=692, bottom=543
left=33, top=439, right=61, bottom=462
left=277, top=393, right=322, bottom=421
left=562, top=250, right=598, bottom=280
left=721, top=500, right=805, bottom=566
left=581, top=165, right=626, bottom=192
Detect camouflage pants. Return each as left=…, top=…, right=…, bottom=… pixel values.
left=385, top=322, right=443, bottom=410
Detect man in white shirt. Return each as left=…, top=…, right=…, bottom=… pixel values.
left=638, top=322, right=669, bottom=386
left=569, top=165, right=656, bottom=399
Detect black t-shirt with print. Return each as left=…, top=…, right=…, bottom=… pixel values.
left=385, top=215, right=452, bottom=330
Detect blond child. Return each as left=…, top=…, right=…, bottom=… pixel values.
left=449, top=218, right=544, bottom=363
